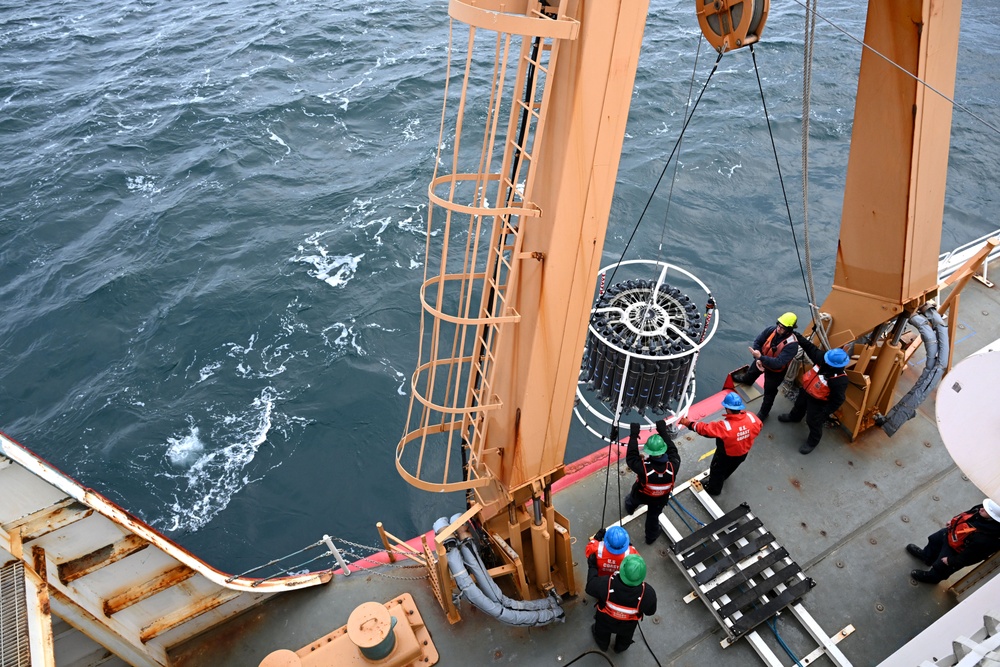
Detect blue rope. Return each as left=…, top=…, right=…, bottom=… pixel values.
left=767, top=617, right=804, bottom=667
left=670, top=494, right=706, bottom=527
left=668, top=500, right=695, bottom=532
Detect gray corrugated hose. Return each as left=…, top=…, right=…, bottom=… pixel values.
left=434, top=515, right=565, bottom=626
left=879, top=308, right=949, bottom=436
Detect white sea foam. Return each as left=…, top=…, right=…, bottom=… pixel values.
left=161, top=388, right=280, bottom=532
left=197, top=361, right=222, bottom=383
left=166, top=425, right=205, bottom=467
left=126, top=174, right=162, bottom=196
left=324, top=321, right=364, bottom=355
left=291, top=232, right=364, bottom=288
left=268, top=129, right=291, bottom=154
left=719, top=163, right=742, bottom=178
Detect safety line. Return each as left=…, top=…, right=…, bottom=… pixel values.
left=789, top=0, right=1000, bottom=137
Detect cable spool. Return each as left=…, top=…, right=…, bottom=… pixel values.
left=576, top=260, right=718, bottom=433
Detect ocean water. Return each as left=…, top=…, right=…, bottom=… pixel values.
left=1, top=0, right=998, bottom=573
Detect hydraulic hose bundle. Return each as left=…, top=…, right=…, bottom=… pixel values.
left=433, top=516, right=564, bottom=627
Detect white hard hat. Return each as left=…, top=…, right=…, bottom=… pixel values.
left=984, top=499, right=1000, bottom=523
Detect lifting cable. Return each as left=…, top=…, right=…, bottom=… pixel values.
left=747, top=37, right=831, bottom=350
left=597, top=40, right=717, bottom=531
left=595, top=39, right=720, bottom=444
left=797, top=0, right=831, bottom=349
left=791, top=0, right=1000, bottom=137
left=593, top=46, right=725, bottom=347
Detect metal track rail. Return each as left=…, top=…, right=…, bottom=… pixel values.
left=658, top=472, right=855, bottom=667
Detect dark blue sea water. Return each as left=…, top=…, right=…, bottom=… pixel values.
left=1, top=0, right=998, bottom=572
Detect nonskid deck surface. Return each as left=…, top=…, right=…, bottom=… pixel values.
left=170, top=276, right=1000, bottom=667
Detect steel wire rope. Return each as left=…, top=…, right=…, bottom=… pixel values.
left=790, top=0, right=1000, bottom=137
left=747, top=42, right=822, bottom=348
left=798, top=0, right=831, bottom=348
left=634, top=34, right=706, bottom=343
left=596, top=48, right=724, bottom=344
left=595, top=46, right=722, bottom=530
left=591, top=47, right=725, bottom=462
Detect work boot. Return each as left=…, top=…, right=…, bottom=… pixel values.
left=910, top=569, right=941, bottom=584
left=778, top=414, right=796, bottom=423
left=906, top=544, right=931, bottom=565
left=799, top=441, right=818, bottom=455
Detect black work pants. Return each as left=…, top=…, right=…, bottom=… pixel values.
left=786, top=390, right=829, bottom=448
left=739, top=366, right=785, bottom=419
left=916, top=528, right=962, bottom=582
left=592, top=614, right=638, bottom=653
left=624, top=490, right=668, bottom=544
left=707, top=447, right=748, bottom=494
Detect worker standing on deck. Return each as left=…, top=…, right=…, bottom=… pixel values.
left=777, top=333, right=851, bottom=455
left=731, top=312, right=800, bottom=421
left=622, top=420, right=680, bottom=544
left=907, top=499, right=1000, bottom=584
left=679, top=392, right=762, bottom=496
left=585, top=525, right=639, bottom=577
left=586, top=553, right=657, bottom=654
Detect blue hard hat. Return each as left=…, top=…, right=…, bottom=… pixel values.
left=722, top=392, right=745, bottom=411
left=604, top=526, right=630, bottom=555
left=824, top=348, right=850, bottom=368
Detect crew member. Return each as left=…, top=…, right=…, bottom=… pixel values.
left=907, top=499, right=1000, bottom=584
left=586, top=553, right=657, bottom=653
left=732, top=312, right=800, bottom=421
left=585, top=525, right=639, bottom=577
left=679, top=392, right=763, bottom=495
left=623, top=420, right=680, bottom=544
left=777, top=333, right=851, bottom=454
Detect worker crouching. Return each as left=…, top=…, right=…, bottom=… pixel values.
left=907, top=499, right=1000, bottom=584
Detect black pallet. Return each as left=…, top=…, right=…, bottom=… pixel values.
left=667, top=502, right=814, bottom=642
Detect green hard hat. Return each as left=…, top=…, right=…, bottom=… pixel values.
left=644, top=434, right=667, bottom=458
left=619, top=554, right=646, bottom=586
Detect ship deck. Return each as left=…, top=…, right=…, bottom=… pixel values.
left=168, top=270, right=1000, bottom=667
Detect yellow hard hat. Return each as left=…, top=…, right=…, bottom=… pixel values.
left=777, top=312, right=797, bottom=328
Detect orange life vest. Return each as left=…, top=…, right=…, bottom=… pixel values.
left=590, top=542, right=638, bottom=577
left=947, top=509, right=979, bottom=551
left=638, top=461, right=674, bottom=497
left=760, top=330, right=796, bottom=372
left=598, top=579, right=646, bottom=621
left=801, top=365, right=845, bottom=400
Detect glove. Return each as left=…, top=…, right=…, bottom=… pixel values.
left=593, top=528, right=606, bottom=541
left=610, top=424, right=619, bottom=443
left=630, top=422, right=641, bottom=437
left=655, top=419, right=667, bottom=434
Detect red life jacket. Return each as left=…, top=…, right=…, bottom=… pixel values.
left=801, top=365, right=845, bottom=400
left=947, top=510, right=979, bottom=550
left=593, top=543, right=639, bottom=577
left=715, top=412, right=762, bottom=457
left=638, top=460, right=675, bottom=497
left=760, top=331, right=796, bottom=372
left=598, top=579, right=646, bottom=621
